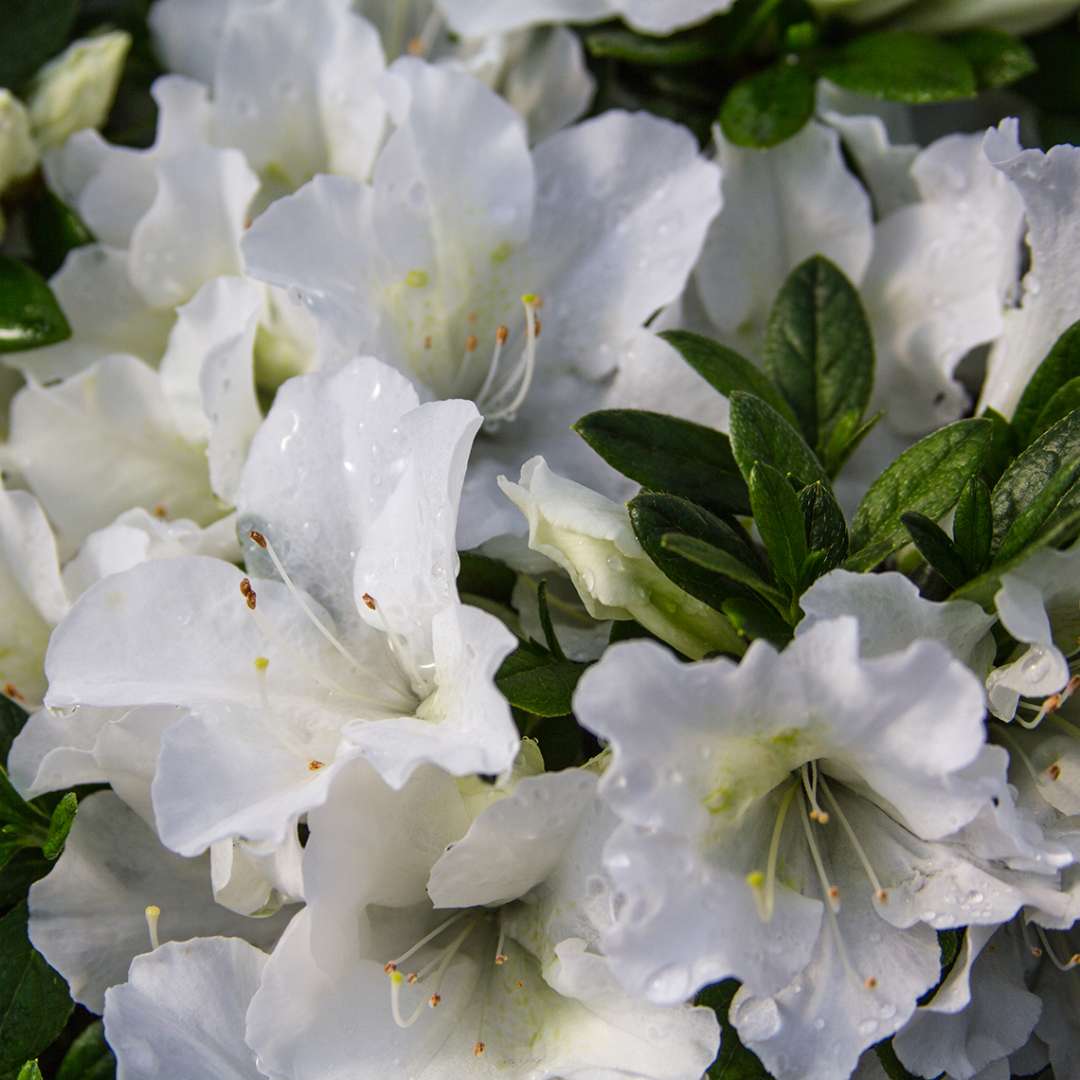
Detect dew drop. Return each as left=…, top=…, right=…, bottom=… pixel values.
left=646, top=964, right=692, bottom=1003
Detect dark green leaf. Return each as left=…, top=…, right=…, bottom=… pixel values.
left=659, top=330, right=799, bottom=426
left=902, top=512, right=969, bottom=588
left=953, top=477, right=992, bottom=577
left=585, top=26, right=724, bottom=65
left=697, top=980, right=770, bottom=1078
left=874, top=1040, right=921, bottom=1080
left=728, top=392, right=830, bottom=490
left=25, top=191, right=94, bottom=280
left=822, top=409, right=883, bottom=478
left=0, top=700, right=27, bottom=770
left=0, top=257, right=71, bottom=354
left=799, top=481, right=849, bottom=575
left=949, top=29, right=1037, bottom=90
left=724, top=594, right=794, bottom=647
left=0, top=902, right=74, bottom=1073
left=457, top=552, right=516, bottom=607
left=660, top=534, right=787, bottom=609
left=0, top=0, right=78, bottom=91
left=719, top=61, right=816, bottom=148
left=763, top=256, right=874, bottom=455
left=535, top=580, right=565, bottom=661
left=847, top=419, right=991, bottom=572
left=0, top=852, right=51, bottom=915
left=1012, top=319, right=1080, bottom=448
left=495, top=644, right=587, bottom=719
left=979, top=407, right=1016, bottom=485
left=1029, top=377, right=1080, bottom=444
left=41, top=793, right=77, bottom=862
left=0, top=768, right=47, bottom=834
left=56, top=1020, right=115, bottom=1080
left=749, top=462, right=807, bottom=593
left=819, top=32, right=977, bottom=104
left=991, top=409, right=1080, bottom=563
left=574, top=410, right=750, bottom=516
left=630, top=493, right=766, bottom=611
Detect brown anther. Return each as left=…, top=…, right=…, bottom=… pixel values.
left=249, top=529, right=268, bottom=549
left=467, top=311, right=478, bottom=324
left=495, top=324, right=509, bottom=344
left=864, top=976, right=878, bottom=990
left=828, top=886, right=840, bottom=901
left=494, top=953, right=508, bottom=966
left=240, top=578, right=257, bottom=609
left=1049, top=763, right=1063, bottom=781
left=423, top=335, right=433, bottom=349
left=473, top=1042, right=486, bottom=1057
left=407, top=36, right=424, bottom=55
left=362, top=592, right=377, bottom=610
left=384, top=961, right=397, bottom=974
left=407, top=972, right=419, bottom=985
left=1031, top=946, right=1043, bottom=958
left=515, top=980, right=524, bottom=989
left=1043, top=693, right=1062, bottom=714
left=308, top=760, right=325, bottom=772
left=428, top=994, right=441, bottom=1008
left=3, top=683, right=25, bottom=703
left=1071, top=953, right=1080, bottom=965
left=810, top=809, right=830, bottom=825
left=533, top=317, right=542, bottom=338
left=1067, top=674, right=1080, bottom=695
left=465, top=334, right=478, bottom=353
left=153, top=504, right=168, bottom=519
left=876, top=889, right=889, bottom=904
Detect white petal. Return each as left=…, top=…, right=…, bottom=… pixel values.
left=695, top=120, right=872, bottom=356
left=104, top=937, right=268, bottom=1079
left=148, top=0, right=224, bottom=85
left=439, top=0, right=613, bottom=36
left=980, top=123, right=1080, bottom=418
left=7, top=706, right=107, bottom=798
left=6, top=356, right=220, bottom=556
left=619, top=0, right=734, bottom=32
left=28, top=792, right=291, bottom=1011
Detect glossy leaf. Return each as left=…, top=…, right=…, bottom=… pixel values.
left=847, top=419, right=991, bottom=571
left=1012, top=319, right=1080, bottom=448
left=0, top=257, right=71, bottom=354
left=902, top=512, right=969, bottom=588
left=799, top=481, right=849, bottom=575
left=763, top=256, right=874, bottom=456
left=697, top=980, right=770, bottom=1079
left=660, top=533, right=787, bottom=610
left=25, top=191, right=94, bottom=280
left=1029, top=378, right=1080, bottom=444
left=953, top=476, right=992, bottom=577
left=749, top=462, right=806, bottom=593
left=41, top=793, right=77, bottom=862
left=728, top=391, right=830, bottom=490
left=495, top=644, right=587, bottom=719
left=949, top=29, right=1037, bottom=91
left=720, top=61, right=816, bottom=148
left=56, top=1021, right=115, bottom=1080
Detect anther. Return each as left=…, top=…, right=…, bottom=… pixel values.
left=308, top=760, right=325, bottom=771
left=495, top=954, right=507, bottom=965
left=249, top=529, right=268, bottom=548
left=495, top=325, right=508, bottom=344
left=864, top=976, right=878, bottom=990
left=474, top=1042, right=486, bottom=1057
left=828, top=886, right=841, bottom=904
left=467, top=311, right=478, bottom=324
left=534, top=317, right=542, bottom=338
left=1031, top=946, right=1043, bottom=957
left=876, top=889, right=889, bottom=904
left=428, top=994, right=441, bottom=1008
left=515, top=980, right=524, bottom=989
left=3, top=683, right=25, bottom=703
left=384, top=961, right=397, bottom=974
left=1049, top=763, right=1062, bottom=781
left=145, top=904, right=161, bottom=950
left=240, top=577, right=257, bottom=609
left=153, top=504, right=168, bottom=519
left=465, top=334, right=478, bottom=353
left=362, top=593, right=377, bottom=610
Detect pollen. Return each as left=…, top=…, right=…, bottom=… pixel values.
left=1049, top=763, right=1062, bottom=781
left=362, top=592, right=377, bottom=610
left=249, top=529, right=268, bottom=548
left=384, top=962, right=398, bottom=974
left=406, top=36, right=424, bottom=55
left=495, top=324, right=508, bottom=344
left=3, top=683, right=25, bottom=703
left=521, top=292, right=539, bottom=305
left=465, top=334, right=478, bottom=353
left=254, top=656, right=270, bottom=671
left=745, top=870, right=765, bottom=889
left=428, top=994, right=441, bottom=1008
left=405, top=269, right=429, bottom=288
left=152, top=504, right=168, bottom=519
left=1031, top=946, right=1044, bottom=958
left=809, top=809, right=830, bottom=825
left=494, top=953, right=508, bottom=965
left=240, top=577, right=257, bottom=609
left=473, top=1042, right=486, bottom=1057
left=515, top=980, right=524, bottom=989
left=308, top=759, right=325, bottom=771
left=828, top=886, right=841, bottom=902
left=864, top=976, right=878, bottom=990
left=876, top=889, right=889, bottom=904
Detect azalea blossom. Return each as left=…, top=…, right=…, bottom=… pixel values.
left=247, top=754, right=720, bottom=1078
left=41, top=357, right=520, bottom=861
left=243, top=57, right=721, bottom=544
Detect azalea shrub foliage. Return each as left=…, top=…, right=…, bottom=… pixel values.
left=4, top=1, right=1080, bottom=1080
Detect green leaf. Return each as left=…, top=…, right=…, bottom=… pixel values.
left=723, top=592, right=795, bottom=648
left=495, top=644, right=587, bottom=719
left=953, top=477, right=992, bottom=577
left=41, top=793, right=77, bottom=862
left=534, top=580, right=565, bottom=661
left=749, top=462, right=807, bottom=594
left=630, top=493, right=766, bottom=612
left=949, top=29, right=1037, bottom=90
left=56, top=1020, right=115, bottom=1080
left=979, top=407, right=1016, bottom=485
left=457, top=552, right=516, bottom=607
left=0, top=700, right=28, bottom=771
left=574, top=409, right=750, bottom=516
left=991, top=409, right=1080, bottom=563
left=585, top=26, right=724, bottom=65
left=763, top=256, right=874, bottom=456
left=798, top=481, right=849, bottom=575
left=16, top=1063, right=43, bottom=1080
left=1029, top=377, right=1080, bottom=444
left=874, top=1040, right=921, bottom=1080
left=0, top=257, right=71, bottom=354
left=0, top=0, right=78, bottom=91
left=697, top=980, right=770, bottom=1078
left=0, top=851, right=51, bottom=914
left=719, top=61, right=816, bottom=148
left=25, top=191, right=95, bottom=280
left=901, top=512, right=969, bottom=588
left=819, top=32, right=977, bottom=104
left=822, top=409, right=883, bottom=478
left=0, top=902, right=74, bottom=1073
left=846, top=419, right=991, bottom=572
left=1012, top=319, right=1080, bottom=448
left=659, top=330, right=799, bottom=426
left=0, top=767, right=47, bottom=834
left=728, top=391, right=830, bottom=490
left=660, top=534, right=788, bottom=610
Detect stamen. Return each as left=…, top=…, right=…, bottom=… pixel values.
left=474, top=1042, right=486, bottom=1057
left=386, top=910, right=470, bottom=971
left=153, top=504, right=168, bottom=519
left=483, top=295, right=540, bottom=423
left=465, top=334, right=478, bottom=353
left=474, top=325, right=509, bottom=409
left=494, top=922, right=508, bottom=965
left=801, top=763, right=829, bottom=824
left=1035, top=926, right=1080, bottom=972
left=819, top=777, right=888, bottom=904
left=3, top=683, right=25, bottom=703
left=362, top=593, right=377, bottom=610
left=799, top=793, right=841, bottom=913
left=747, top=781, right=798, bottom=922
left=308, top=759, right=325, bottom=771
left=389, top=970, right=425, bottom=1028
left=144, top=904, right=161, bottom=950
left=406, top=8, right=443, bottom=57
left=423, top=335, right=432, bottom=350
left=240, top=577, right=257, bottom=610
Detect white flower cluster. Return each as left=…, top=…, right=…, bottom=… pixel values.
left=1, top=2, right=1080, bottom=1079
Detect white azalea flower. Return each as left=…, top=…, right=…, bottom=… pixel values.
left=104, top=937, right=270, bottom=1079
left=979, top=127, right=1080, bottom=420
left=499, top=456, right=744, bottom=660
left=28, top=792, right=292, bottom=1011
left=247, top=757, right=719, bottom=1078
left=42, top=358, right=520, bottom=859
left=574, top=619, right=1068, bottom=1080
left=440, top=0, right=735, bottom=36
left=986, top=539, right=1080, bottom=721
left=243, top=58, right=720, bottom=543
